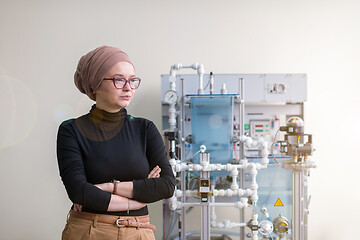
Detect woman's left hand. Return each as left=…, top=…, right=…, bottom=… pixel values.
left=148, top=165, right=161, bottom=178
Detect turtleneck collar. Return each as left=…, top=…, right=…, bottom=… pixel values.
left=89, top=104, right=127, bottom=124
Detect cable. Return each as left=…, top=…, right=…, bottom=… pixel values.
left=233, top=143, right=238, bottom=161
left=203, top=75, right=211, bottom=90
left=185, top=143, right=191, bottom=159
left=193, top=148, right=202, bottom=158
left=271, top=129, right=280, bottom=164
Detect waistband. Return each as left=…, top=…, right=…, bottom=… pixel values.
left=69, top=210, right=156, bottom=231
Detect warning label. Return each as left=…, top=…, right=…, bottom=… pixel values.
left=274, top=198, right=284, bottom=207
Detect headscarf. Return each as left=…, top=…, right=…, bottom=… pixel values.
left=74, top=46, right=134, bottom=101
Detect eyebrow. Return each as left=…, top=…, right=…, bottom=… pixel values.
left=112, top=74, right=136, bottom=78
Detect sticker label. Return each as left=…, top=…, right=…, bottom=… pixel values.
left=274, top=198, right=284, bottom=207
left=199, top=187, right=209, bottom=193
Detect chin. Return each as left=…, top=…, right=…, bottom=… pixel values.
left=117, top=101, right=130, bottom=109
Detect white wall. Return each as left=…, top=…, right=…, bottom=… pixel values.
left=1, top=0, right=359, bottom=239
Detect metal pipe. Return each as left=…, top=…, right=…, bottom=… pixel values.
left=239, top=77, right=245, bottom=240
left=172, top=230, right=242, bottom=240
left=180, top=78, right=185, bottom=163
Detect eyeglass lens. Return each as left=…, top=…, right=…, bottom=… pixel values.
left=115, top=78, right=140, bottom=89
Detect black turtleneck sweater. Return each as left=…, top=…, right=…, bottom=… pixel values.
left=56, top=105, right=175, bottom=216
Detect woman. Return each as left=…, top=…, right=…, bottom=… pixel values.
left=57, top=46, right=175, bottom=240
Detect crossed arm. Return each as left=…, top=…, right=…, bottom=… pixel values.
left=73, top=165, right=161, bottom=212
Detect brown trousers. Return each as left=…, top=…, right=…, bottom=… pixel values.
left=62, top=211, right=156, bottom=240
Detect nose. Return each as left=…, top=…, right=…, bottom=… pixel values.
left=122, top=80, right=132, bottom=91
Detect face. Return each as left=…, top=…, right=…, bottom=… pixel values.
left=95, top=62, right=136, bottom=112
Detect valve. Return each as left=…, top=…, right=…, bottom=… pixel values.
left=272, top=215, right=289, bottom=236
left=258, top=220, right=274, bottom=237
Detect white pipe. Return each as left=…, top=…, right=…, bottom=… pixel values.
left=168, top=68, right=177, bottom=130
left=168, top=158, right=177, bottom=176
left=209, top=185, right=248, bottom=230
left=170, top=160, right=267, bottom=173
left=168, top=195, right=178, bottom=210
left=169, top=62, right=205, bottom=95
left=171, top=162, right=245, bottom=173
left=178, top=188, right=254, bottom=198
left=172, top=201, right=249, bottom=209
left=213, top=189, right=253, bottom=197
left=239, top=135, right=270, bottom=170
left=248, top=163, right=259, bottom=202
left=211, top=219, right=247, bottom=229
left=230, top=168, right=239, bottom=190
left=197, top=63, right=204, bottom=94
left=251, top=213, right=259, bottom=240
left=282, top=160, right=317, bottom=171
left=220, top=83, right=227, bottom=94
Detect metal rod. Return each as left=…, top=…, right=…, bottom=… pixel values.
left=180, top=77, right=186, bottom=240
left=239, top=78, right=245, bottom=240
left=201, top=204, right=210, bottom=240
left=180, top=78, right=185, bottom=163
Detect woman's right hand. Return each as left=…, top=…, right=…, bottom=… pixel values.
left=73, top=203, right=82, bottom=211
left=130, top=199, right=147, bottom=210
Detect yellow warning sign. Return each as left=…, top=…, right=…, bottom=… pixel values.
left=280, top=222, right=287, bottom=227
left=274, top=198, right=284, bottom=207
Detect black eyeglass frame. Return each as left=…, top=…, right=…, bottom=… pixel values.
left=103, top=77, right=141, bottom=90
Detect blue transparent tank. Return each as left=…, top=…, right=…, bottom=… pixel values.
left=189, top=95, right=235, bottom=177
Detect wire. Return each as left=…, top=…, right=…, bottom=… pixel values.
left=193, top=148, right=202, bottom=158
left=185, top=143, right=191, bottom=159
left=270, top=143, right=279, bottom=164
left=203, top=75, right=211, bottom=90
left=271, top=129, right=280, bottom=164
left=233, top=143, right=238, bottom=161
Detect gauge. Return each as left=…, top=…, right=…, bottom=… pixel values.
left=164, top=90, right=178, bottom=104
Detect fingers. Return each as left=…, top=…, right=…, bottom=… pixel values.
left=148, top=165, right=161, bottom=178
left=147, top=166, right=157, bottom=178
left=73, top=204, right=83, bottom=212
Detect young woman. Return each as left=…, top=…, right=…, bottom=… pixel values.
left=57, top=46, right=175, bottom=239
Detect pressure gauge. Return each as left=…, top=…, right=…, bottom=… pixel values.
left=164, top=90, right=178, bottom=104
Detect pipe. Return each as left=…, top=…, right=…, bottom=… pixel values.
left=179, top=188, right=254, bottom=198
left=171, top=201, right=249, bottom=209
left=251, top=214, right=259, bottom=240
left=212, top=219, right=247, bottom=229
left=169, top=62, right=205, bottom=95
left=170, top=158, right=267, bottom=173
left=231, top=167, right=239, bottom=190
left=172, top=230, right=242, bottom=240
left=282, top=159, right=317, bottom=171
left=197, top=63, right=205, bottom=94
left=239, top=135, right=270, bottom=169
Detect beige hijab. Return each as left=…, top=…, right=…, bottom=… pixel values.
left=74, top=46, right=134, bottom=101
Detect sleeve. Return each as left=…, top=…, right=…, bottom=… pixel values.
left=132, top=121, right=175, bottom=203
left=56, top=121, right=111, bottom=211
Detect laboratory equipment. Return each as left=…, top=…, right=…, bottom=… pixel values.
left=161, top=64, right=315, bottom=240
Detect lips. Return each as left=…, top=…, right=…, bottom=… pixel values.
left=121, top=95, right=131, bottom=100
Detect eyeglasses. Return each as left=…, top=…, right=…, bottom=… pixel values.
left=103, top=77, right=141, bottom=90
